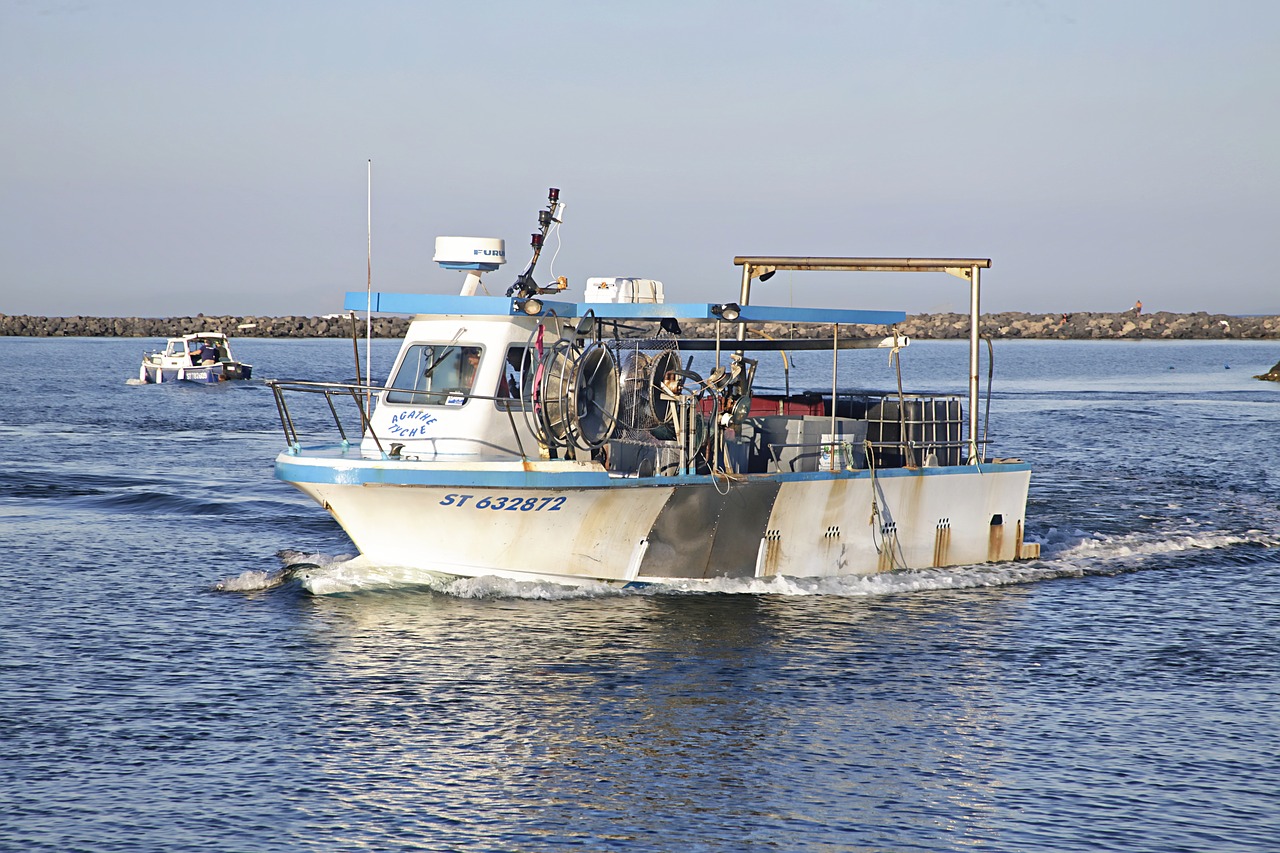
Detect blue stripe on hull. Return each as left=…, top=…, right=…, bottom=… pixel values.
left=275, top=451, right=1031, bottom=490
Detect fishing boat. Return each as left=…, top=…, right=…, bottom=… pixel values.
left=268, top=189, right=1037, bottom=587
left=139, top=332, right=253, bottom=384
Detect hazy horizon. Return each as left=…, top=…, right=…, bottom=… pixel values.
left=3, top=1, right=1278, bottom=318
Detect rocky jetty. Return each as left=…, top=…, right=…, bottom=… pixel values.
left=1, top=310, right=1277, bottom=341
left=901, top=310, right=1279, bottom=341
left=0, top=314, right=411, bottom=339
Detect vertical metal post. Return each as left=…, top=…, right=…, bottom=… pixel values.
left=968, top=264, right=981, bottom=463
left=676, top=398, right=689, bottom=475
left=737, top=263, right=754, bottom=345
left=365, top=160, right=374, bottom=422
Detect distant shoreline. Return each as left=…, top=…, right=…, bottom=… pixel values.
left=1, top=311, right=1278, bottom=340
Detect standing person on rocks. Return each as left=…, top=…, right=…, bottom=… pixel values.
left=1134, top=300, right=1143, bottom=315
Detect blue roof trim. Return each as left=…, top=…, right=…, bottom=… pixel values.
left=341, top=291, right=905, bottom=325
left=344, top=293, right=533, bottom=315
left=738, top=305, right=904, bottom=325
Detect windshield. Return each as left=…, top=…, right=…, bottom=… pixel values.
left=386, top=344, right=483, bottom=405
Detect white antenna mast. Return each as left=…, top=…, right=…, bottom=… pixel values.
left=365, top=160, right=373, bottom=417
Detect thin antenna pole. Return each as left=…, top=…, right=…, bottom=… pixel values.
left=365, top=160, right=373, bottom=418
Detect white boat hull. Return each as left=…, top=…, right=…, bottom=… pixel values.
left=141, top=361, right=224, bottom=384
left=278, top=452, right=1034, bottom=585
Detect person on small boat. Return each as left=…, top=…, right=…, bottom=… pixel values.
left=198, top=341, right=218, bottom=365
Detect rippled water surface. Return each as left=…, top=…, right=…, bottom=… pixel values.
left=2, top=336, right=1278, bottom=852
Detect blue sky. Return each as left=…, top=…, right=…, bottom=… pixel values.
left=2, top=0, right=1277, bottom=317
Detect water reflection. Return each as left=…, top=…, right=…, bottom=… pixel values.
left=281, top=587, right=1035, bottom=847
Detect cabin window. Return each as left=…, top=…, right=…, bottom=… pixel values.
left=496, top=345, right=537, bottom=407
left=385, top=343, right=484, bottom=406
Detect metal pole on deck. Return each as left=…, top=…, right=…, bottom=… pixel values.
left=739, top=262, right=753, bottom=305
left=737, top=263, right=752, bottom=344
left=365, top=160, right=373, bottom=420
left=968, top=264, right=981, bottom=462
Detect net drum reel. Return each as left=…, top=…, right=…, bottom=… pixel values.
left=529, top=336, right=576, bottom=447
left=647, top=349, right=683, bottom=428
left=617, top=349, right=655, bottom=427
left=569, top=343, right=620, bottom=449
left=651, top=363, right=711, bottom=472
left=524, top=327, right=621, bottom=453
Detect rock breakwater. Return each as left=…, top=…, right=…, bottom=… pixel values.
left=1, top=311, right=1277, bottom=340
left=0, top=314, right=412, bottom=339
left=901, top=311, right=1279, bottom=341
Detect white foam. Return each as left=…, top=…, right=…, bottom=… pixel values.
left=443, top=574, right=621, bottom=600
left=288, top=554, right=453, bottom=595
left=271, top=523, right=1278, bottom=600
left=652, top=563, right=1073, bottom=597
left=213, top=569, right=287, bottom=592
left=283, top=554, right=1070, bottom=599
left=1034, top=525, right=1279, bottom=565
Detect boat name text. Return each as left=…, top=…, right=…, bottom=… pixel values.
left=439, top=494, right=566, bottom=512
left=386, top=409, right=439, bottom=437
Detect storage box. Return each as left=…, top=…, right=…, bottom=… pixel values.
left=584, top=277, right=665, bottom=304
left=739, top=416, right=867, bottom=473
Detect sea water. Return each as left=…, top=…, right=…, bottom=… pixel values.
left=1, top=336, right=1278, bottom=852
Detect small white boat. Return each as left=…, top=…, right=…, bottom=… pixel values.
left=268, top=190, right=1038, bottom=587
left=139, top=332, right=253, bottom=384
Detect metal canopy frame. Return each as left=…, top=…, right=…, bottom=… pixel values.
left=734, top=256, right=991, bottom=464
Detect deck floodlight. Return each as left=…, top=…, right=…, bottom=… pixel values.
left=517, top=296, right=544, bottom=315
left=712, top=302, right=742, bottom=321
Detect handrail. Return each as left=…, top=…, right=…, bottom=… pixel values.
left=764, top=438, right=981, bottom=469
left=266, top=379, right=530, bottom=460
left=266, top=379, right=386, bottom=455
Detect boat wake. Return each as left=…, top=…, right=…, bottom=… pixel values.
left=1033, top=524, right=1278, bottom=572
left=224, top=526, right=1276, bottom=599
left=270, top=556, right=1073, bottom=598
left=212, top=550, right=356, bottom=593
left=212, top=568, right=291, bottom=592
